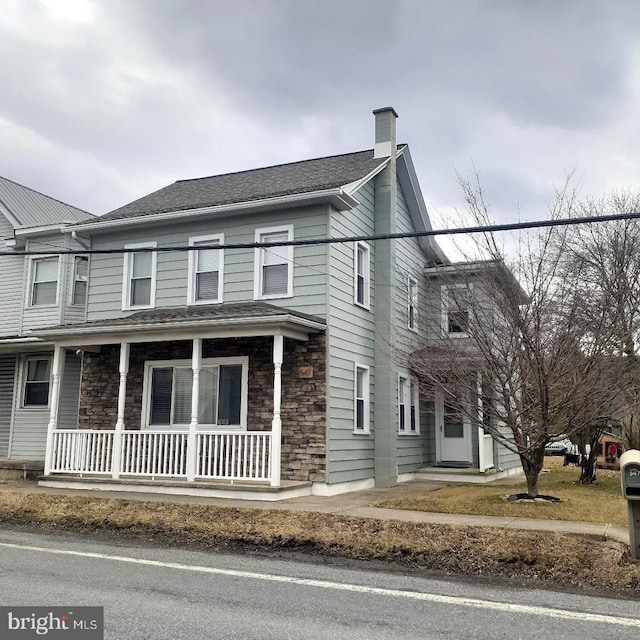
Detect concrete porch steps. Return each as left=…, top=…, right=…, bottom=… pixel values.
left=0, top=459, right=44, bottom=481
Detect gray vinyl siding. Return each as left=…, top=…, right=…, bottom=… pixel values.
left=325, top=181, right=376, bottom=484
left=20, top=234, right=87, bottom=332
left=395, top=184, right=432, bottom=474
left=86, top=205, right=329, bottom=321
left=496, top=430, right=521, bottom=470
left=0, top=356, right=16, bottom=457
left=10, top=352, right=51, bottom=460
left=0, top=216, right=25, bottom=337
left=58, top=351, right=81, bottom=429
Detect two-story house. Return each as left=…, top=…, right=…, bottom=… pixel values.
left=0, top=176, right=94, bottom=470
left=35, top=108, right=522, bottom=498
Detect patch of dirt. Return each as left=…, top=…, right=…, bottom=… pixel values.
left=505, top=493, right=563, bottom=503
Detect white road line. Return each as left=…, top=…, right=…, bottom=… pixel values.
left=1, top=541, right=638, bottom=627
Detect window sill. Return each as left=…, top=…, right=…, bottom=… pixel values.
left=352, top=430, right=371, bottom=435
left=254, top=293, right=293, bottom=301
left=353, top=302, right=371, bottom=311
left=186, top=299, right=224, bottom=306
left=398, top=431, right=421, bottom=436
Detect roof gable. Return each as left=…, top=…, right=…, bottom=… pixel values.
left=0, top=176, right=93, bottom=230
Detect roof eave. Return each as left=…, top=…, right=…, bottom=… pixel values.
left=34, top=314, right=327, bottom=346
left=70, top=189, right=360, bottom=234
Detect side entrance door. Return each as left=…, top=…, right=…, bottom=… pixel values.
left=435, top=389, right=473, bottom=465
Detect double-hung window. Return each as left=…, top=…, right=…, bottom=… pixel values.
left=123, top=242, right=157, bottom=310
left=255, top=225, right=293, bottom=299
left=144, top=358, right=247, bottom=428
left=30, top=256, right=59, bottom=306
left=443, top=285, right=471, bottom=336
left=354, top=364, right=370, bottom=433
left=188, top=234, right=224, bottom=304
left=407, top=276, right=418, bottom=331
left=71, top=256, right=89, bottom=306
left=23, top=357, right=51, bottom=407
left=398, top=374, right=419, bottom=433
left=354, top=242, right=370, bottom=308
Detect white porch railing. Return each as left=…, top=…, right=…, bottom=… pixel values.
left=51, top=430, right=114, bottom=475
left=49, top=430, right=273, bottom=482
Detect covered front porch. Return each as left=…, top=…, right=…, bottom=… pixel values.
left=37, top=303, right=327, bottom=498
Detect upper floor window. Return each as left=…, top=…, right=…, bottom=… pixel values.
left=22, top=356, right=51, bottom=407
left=443, top=285, right=471, bottom=336
left=354, top=364, right=370, bottom=434
left=188, top=234, right=224, bottom=304
left=354, top=242, right=370, bottom=308
left=407, top=276, right=418, bottom=331
left=71, top=256, right=89, bottom=306
left=398, top=374, right=419, bottom=434
left=254, top=225, right=293, bottom=299
left=122, top=242, right=157, bottom=310
left=30, top=256, right=59, bottom=306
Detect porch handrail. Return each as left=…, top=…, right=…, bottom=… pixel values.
left=48, top=429, right=273, bottom=483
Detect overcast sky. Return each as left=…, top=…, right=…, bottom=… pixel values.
left=2, top=0, right=639, bottom=237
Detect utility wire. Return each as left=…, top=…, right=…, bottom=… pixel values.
left=3, top=211, right=640, bottom=256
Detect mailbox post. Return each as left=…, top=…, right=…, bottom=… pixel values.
left=620, top=450, right=640, bottom=560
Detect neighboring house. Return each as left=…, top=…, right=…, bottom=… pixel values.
left=0, top=176, right=94, bottom=463
left=414, top=260, right=529, bottom=481
left=35, top=108, right=522, bottom=498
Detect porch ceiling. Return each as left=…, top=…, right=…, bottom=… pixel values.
left=33, top=302, right=326, bottom=347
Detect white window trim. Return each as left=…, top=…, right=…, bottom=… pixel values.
left=187, top=234, right=224, bottom=305
left=254, top=224, right=294, bottom=300
left=140, top=357, right=249, bottom=430
left=70, top=255, right=89, bottom=307
left=21, top=354, right=52, bottom=409
left=122, top=242, right=157, bottom=311
left=407, top=275, right=418, bottom=332
left=353, top=363, right=370, bottom=434
left=353, top=241, right=370, bottom=309
left=398, top=373, right=420, bottom=434
left=442, top=283, right=472, bottom=338
left=27, top=255, right=60, bottom=308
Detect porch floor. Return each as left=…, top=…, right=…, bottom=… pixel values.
left=37, top=475, right=313, bottom=501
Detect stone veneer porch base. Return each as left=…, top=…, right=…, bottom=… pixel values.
left=37, top=476, right=313, bottom=501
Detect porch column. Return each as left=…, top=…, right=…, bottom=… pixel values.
left=477, top=371, right=485, bottom=472
left=270, top=334, right=283, bottom=487
left=44, top=346, right=64, bottom=475
left=186, top=338, right=202, bottom=482
left=111, top=342, right=130, bottom=479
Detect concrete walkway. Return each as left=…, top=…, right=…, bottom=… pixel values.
left=0, top=478, right=629, bottom=545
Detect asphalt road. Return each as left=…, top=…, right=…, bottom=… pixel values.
left=0, top=528, right=638, bottom=640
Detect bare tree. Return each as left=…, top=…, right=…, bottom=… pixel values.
left=561, top=192, right=640, bottom=455
left=412, top=175, right=616, bottom=497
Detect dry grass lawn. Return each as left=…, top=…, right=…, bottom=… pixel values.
left=378, top=458, right=628, bottom=526
left=0, top=484, right=638, bottom=595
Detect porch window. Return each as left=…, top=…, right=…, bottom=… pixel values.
left=354, top=242, right=370, bottom=308
left=71, top=256, right=89, bottom=306
left=398, top=374, right=419, bottom=433
left=188, top=234, right=224, bottom=304
left=23, top=357, right=51, bottom=407
left=254, top=225, right=293, bottom=299
left=354, top=364, right=370, bottom=433
left=123, top=242, right=157, bottom=310
left=144, top=358, right=247, bottom=428
left=30, top=256, right=59, bottom=306
left=444, top=285, right=471, bottom=335
left=407, top=276, right=418, bottom=331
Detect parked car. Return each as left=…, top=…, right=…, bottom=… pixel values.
left=544, top=437, right=573, bottom=456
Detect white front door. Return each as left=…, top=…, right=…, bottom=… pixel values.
left=435, top=390, right=472, bottom=464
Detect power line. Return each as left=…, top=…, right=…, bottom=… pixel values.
left=3, top=211, right=640, bottom=256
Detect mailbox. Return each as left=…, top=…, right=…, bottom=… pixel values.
left=620, top=450, right=640, bottom=500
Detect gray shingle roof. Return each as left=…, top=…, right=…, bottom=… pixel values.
left=37, top=302, right=325, bottom=333
left=101, top=148, right=398, bottom=222
left=0, top=176, right=93, bottom=229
